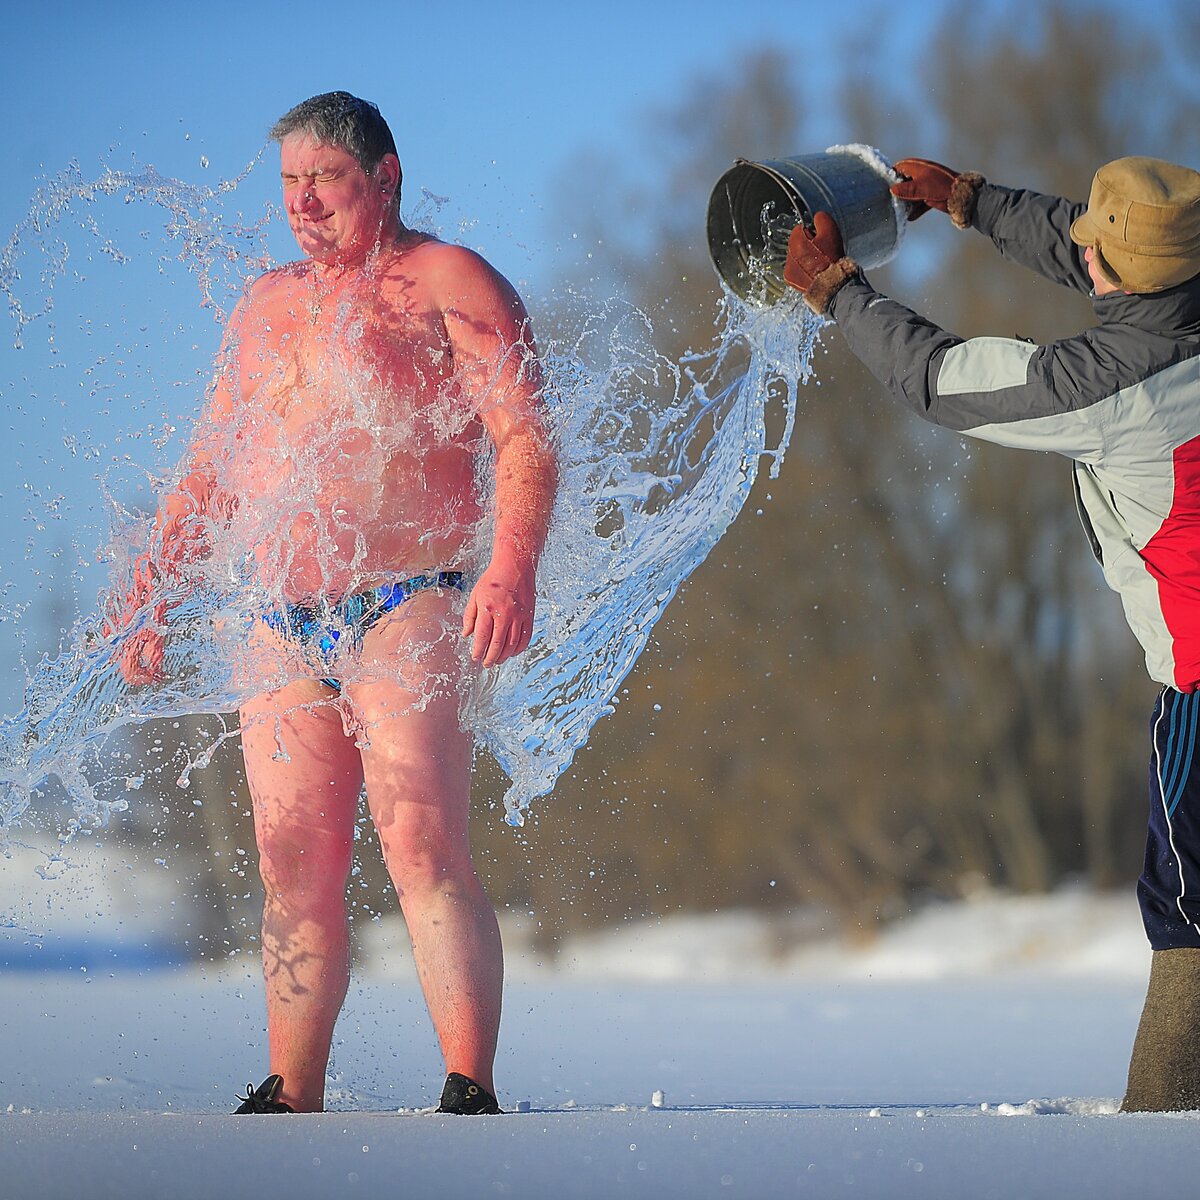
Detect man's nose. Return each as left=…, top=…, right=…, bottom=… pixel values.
left=290, top=183, right=318, bottom=213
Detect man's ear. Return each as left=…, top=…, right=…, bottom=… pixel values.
left=375, top=153, right=401, bottom=199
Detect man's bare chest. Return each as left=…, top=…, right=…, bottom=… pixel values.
left=241, top=292, right=455, bottom=414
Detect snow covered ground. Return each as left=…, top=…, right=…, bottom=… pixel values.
left=5, top=870, right=1200, bottom=1199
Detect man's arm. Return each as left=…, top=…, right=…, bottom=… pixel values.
left=971, top=183, right=1093, bottom=295
left=827, top=276, right=1106, bottom=461
left=106, top=309, right=241, bottom=685
left=784, top=210, right=1107, bottom=462
left=438, top=248, right=558, bottom=667
left=893, top=159, right=1093, bottom=295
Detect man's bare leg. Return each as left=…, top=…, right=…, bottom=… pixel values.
left=240, top=681, right=363, bottom=1113
left=346, top=597, right=503, bottom=1096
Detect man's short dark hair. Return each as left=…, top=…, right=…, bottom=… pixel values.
left=269, top=91, right=401, bottom=204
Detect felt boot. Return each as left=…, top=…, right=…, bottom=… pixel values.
left=1122, top=947, right=1200, bottom=1112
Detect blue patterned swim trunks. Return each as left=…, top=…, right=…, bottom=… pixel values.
left=262, top=570, right=465, bottom=690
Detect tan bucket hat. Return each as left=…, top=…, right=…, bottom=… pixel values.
left=1069, top=156, right=1200, bottom=292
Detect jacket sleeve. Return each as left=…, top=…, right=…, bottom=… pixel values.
left=970, top=182, right=1093, bottom=296
left=826, top=276, right=1107, bottom=463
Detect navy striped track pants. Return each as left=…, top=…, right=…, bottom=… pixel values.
left=1140, top=686, right=1200, bottom=949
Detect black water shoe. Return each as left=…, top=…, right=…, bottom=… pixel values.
left=436, top=1072, right=502, bottom=1115
left=233, top=1073, right=294, bottom=1114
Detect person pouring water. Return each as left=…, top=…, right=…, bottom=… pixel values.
left=782, top=154, right=1200, bottom=1112
left=107, top=92, right=557, bottom=1115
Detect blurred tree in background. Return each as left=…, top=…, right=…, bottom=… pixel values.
left=471, top=0, right=1200, bottom=943
left=122, top=0, right=1200, bottom=959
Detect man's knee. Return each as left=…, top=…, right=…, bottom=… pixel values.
left=381, top=833, right=477, bottom=897
left=258, top=830, right=355, bottom=901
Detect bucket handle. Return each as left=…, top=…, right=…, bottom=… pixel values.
left=733, top=158, right=811, bottom=230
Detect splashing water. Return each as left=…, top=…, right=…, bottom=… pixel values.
left=1, top=156, right=271, bottom=346
left=0, top=157, right=826, bottom=839
left=478, top=294, right=820, bottom=822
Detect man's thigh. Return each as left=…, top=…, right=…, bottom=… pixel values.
left=226, top=607, right=314, bottom=697
left=342, top=592, right=474, bottom=849
left=240, top=679, right=364, bottom=845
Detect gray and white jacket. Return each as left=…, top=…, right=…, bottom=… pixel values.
left=828, top=181, right=1200, bottom=691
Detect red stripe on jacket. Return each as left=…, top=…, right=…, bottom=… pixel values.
left=1142, top=434, right=1200, bottom=692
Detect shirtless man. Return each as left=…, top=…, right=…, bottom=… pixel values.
left=110, top=92, right=557, bottom=1115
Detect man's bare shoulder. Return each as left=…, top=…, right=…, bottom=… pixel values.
left=230, top=262, right=310, bottom=328
left=404, top=241, right=526, bottom=325
left=398, top=238, right=510, bottom=299
left=246, top=261, right=310, bottom=302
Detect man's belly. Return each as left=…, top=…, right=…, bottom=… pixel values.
left=269, top=514, right=476, bottom=601
left=233, top=453, right=482, bottom=602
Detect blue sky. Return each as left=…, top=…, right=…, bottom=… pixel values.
left=0, top=0, right=1178, bottom=713
left=5, top=0, right=910, bottom=289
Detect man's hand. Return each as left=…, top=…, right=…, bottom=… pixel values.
left=783, top=212, right=857, bottom=314
left=462, top=553, right=536, bottom=667
left=118, top=625, right=166, bottom=686
left=105, top=586, right=169, bottom=686
left=101, top=557, right=166, bottom=686
left=891, top=158, right=984, bottom=229
left=100, top=467, right=230, bottom=688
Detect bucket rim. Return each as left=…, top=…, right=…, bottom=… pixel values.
left=732, top=159, right=808, bottom=214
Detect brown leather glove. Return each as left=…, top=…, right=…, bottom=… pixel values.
left=783, top=212, right=858, bottom=314
left=891, top=158, right=985, bottom=229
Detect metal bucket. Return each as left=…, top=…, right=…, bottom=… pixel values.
left=706, top=146, right=904, bottom=306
